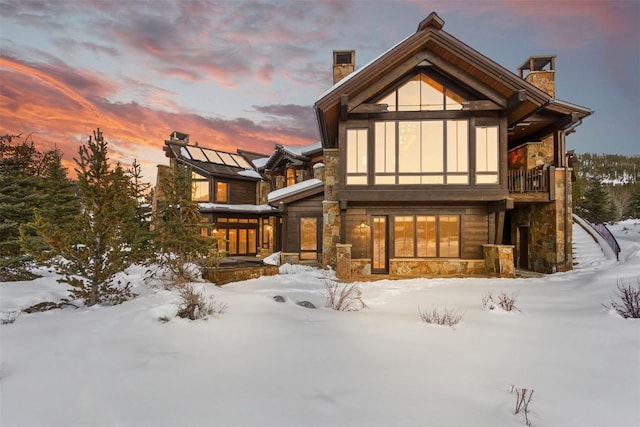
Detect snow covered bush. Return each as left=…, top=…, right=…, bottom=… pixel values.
left=418, top=307, right=463, bottom=327
left=176, top=284, right=228, bottom=320
left=1, top=310, right=20, bottom=325
left=325, top=280, right=367, bottom=311
left=511, top=384, right=534, bottom=426
left=605, top=278, right=640, bottom=318
left=482, top=291, right=520, bottom=312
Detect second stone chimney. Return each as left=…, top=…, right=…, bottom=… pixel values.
left=333, top=50, right=355, bottom=84
left=518, top=55, right=556, bottom=97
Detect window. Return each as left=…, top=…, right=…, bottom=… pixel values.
left=191, top=172, right=210, bottom=201
left=346, top=129, right=368, bottom=185
left=211, top=216, right=258, bottom=255
left=300, top=217, right=318, bottom=260
left=215, top=181, right=228, bottom=203
left=286, top=168, right=296, bottom=187
left=374, top=120, right=467, bottom=184
left=377, top=73, right=464, bottom=112
left=394, top=215, right=460, bottom=258
left=476, top=126, right=499, bottom=184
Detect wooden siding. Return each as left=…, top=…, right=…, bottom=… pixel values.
left=280, top=194, right=323, bottom=254
left=462, top=211, right=490, bottom=259
left=229, top=179, right=257, bottom=205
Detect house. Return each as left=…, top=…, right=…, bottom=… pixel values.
left=313, top=12, right=591, bottom=278
left=158, top=131, right=278, bottom=257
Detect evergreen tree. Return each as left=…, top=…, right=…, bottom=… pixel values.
left=20, top=150, right=80, bottom=261
left=35, top=129, right=148, bottom=306
left=152, top=162, right=212, bottom=283
left=580, top=178, right=616, bottom=222
left=625, top=185, right=640, bottom=219
left=0, top=134, right=46, bottom=280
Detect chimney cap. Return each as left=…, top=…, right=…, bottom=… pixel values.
left=518, top=55, right=556, bottom=73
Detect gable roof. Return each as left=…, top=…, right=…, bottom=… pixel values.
left=261, top=141, right=323, bottom=171
left=314, top=12, right=592, bottom=149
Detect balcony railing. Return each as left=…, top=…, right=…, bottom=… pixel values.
left=508, top=168, right=549, bottom=193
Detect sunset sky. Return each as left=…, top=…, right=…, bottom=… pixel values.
left=1, top=0, right=638, bottom=184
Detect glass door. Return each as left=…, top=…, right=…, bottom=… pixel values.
left=372, top=216, right=388, bottom=273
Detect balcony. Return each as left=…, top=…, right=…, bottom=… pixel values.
left=508, top=167, right=554, bottom=202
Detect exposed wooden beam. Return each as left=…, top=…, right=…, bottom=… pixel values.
left=422, top=51, right=507, bottom=107
left=506, top=90, right=526, bottom=112
left=462, top=100, right=502, bottom=111
left=350, top=103, right=389, bottom=114
left=340, top=95, right=348, bottom=121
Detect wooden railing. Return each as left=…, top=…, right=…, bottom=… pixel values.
left=508, top=168, right=549, bottom=193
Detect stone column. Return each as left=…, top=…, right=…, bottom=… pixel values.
left=322, top=149, right=340, bottom=267
left=275, top=175, right=285, bottom=190
left=483, top=244, right=515, bottom=278
left=335, top=244, right=352, bottom=281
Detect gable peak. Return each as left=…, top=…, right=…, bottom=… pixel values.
left=417, top=11, right=444, bottom=32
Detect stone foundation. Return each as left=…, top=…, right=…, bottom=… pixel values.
left=389, top=259, right=486, bottom=277
left=482, top=244, right=515, bottom=278
left=281, top=252, right=300, bottom=265
left=204, top=265, right=279, bottom=285
left=336, top=244, right=352, bottom=281
left=351, top=259, right=371, bottom=277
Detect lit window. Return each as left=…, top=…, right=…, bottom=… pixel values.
left=215, top=181, right=228, bottom=203
left=377, top=73, right=465, bottom=112
left=300, top=217, right=318, bottom=260
left=346, top=128, right=368, bottom=185
left=476, top=126, right=499, bottom=184
left=191, top=172, right=209, bottom=201
left=374, top=120, right=467, bottom=184
left=394, top=215, right=460, bottom=258
left=286, top=169, right=296, bottom=186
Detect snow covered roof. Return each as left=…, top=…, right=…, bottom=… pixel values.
left=237, top=169, right=263, bottom=179
left=267, top=179, right=324, bottom=204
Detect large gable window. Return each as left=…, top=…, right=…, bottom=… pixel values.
left=377, top=73, right=464, bottom=112
left=374, top=120, right=468, bottom=185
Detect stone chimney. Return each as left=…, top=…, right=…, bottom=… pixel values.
left=518, top=55, right=556, bottom=97
left=333, top=50, right=355, bottom=84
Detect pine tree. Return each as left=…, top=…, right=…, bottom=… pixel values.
left=0, top=134, right=46, bottom=280
left=152, top=162, right=213, bottom=283
left=20, top=150, right=80, bottom=262
left=35, top=129, right=149, bottom=306
left=580, top=178, right=616, bottom=223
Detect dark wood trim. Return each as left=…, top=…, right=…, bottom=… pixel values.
left=506, top=90, right=526, bottom=112
left=511, top=113, right=579, bottom=146
left=340, top=187, right=508, bottom=203
left=463, top=100, right=502, bottom=111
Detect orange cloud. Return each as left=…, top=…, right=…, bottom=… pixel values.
left=0, top=55, right=318, bottom=185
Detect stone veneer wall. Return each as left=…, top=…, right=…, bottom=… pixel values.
left=203, top=265, right=279, bottom=285
left=482, top=245, right=515, bottom=278
left=512, top=168, right=572, bottom=273
left=389, top=259, right=486, bottom=277
left=322, top=149, right=340, bottom=267
left=525, top=71, right=555, bottom=97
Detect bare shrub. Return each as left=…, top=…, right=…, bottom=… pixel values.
left=483, top=291, right=520, bottom=312
left=418, top=307, right=463, bottom=328
left=604, top=278, right=640, bottom=318
left=325, top=280, right=367, bottom=311
left=511, top=384, right=534, bottom=426
left=176, top=284, right=228, bottom=320
left=1, top=311, right=20, bottom=325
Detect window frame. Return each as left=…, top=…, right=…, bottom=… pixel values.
left=393, top=214, right=460, bottom=258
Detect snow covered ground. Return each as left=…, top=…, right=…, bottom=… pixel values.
left=1, top=221, right=639, bottom=427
